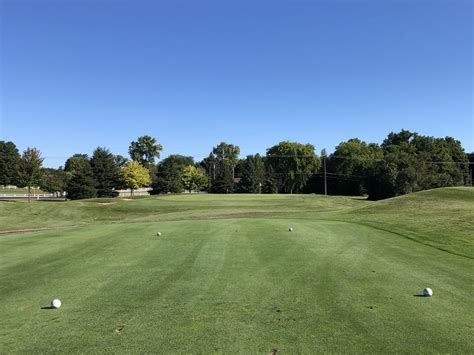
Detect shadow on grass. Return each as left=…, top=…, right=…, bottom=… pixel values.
left=413, top=294, right=427, bottom=297
left=41, top=306, right=56, bottom=309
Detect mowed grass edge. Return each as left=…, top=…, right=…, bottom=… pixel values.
left=0, top=218, right=472, bottom=352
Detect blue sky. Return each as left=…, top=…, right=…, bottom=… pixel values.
left=1, top=0, right=472, bottom=167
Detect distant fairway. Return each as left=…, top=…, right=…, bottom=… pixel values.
left=1, top=188, right=472, bottom=353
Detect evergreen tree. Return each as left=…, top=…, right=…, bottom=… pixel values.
left=212, top=159, right=235, bottom=193
left=152, top=155, right=194, bottom=193
left=65, top=160, right=97, bottom=200
left=0, top=141, right=21, bottom=186
left=239, top=154, right=265, bottom=193
left=205, top=142, right=240, bottom=193
left=90, top=147, right=119, bottom=197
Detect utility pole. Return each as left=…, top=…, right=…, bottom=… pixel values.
left=324, top=153, right=327, bottom=196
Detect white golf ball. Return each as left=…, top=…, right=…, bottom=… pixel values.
left=289, top=227, right=293, bottom=232
left=423, top=288, right=433, bottom=297
left=51, top=299, right=62, bottom=308
left=157, top=232, right=161, bottom=236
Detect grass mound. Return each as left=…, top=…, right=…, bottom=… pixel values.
left=342, top=187, right=474, bottom=258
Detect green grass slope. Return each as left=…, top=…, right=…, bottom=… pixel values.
left=0, top=188, right=472, bottom=352
left=0, top=193, right=365, bottom=231
left=341, top=187, right=474, bottom=258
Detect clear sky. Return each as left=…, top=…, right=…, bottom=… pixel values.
left=1, top=0, right=472, bottom=167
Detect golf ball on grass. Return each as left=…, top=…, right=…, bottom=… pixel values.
left=156, top=232, right=161, bottom=236
left=423, top=288, right=433, bottom=297
left=51, top=299, right=62, bottom=308
left=289, top=227, right=293, bottom=232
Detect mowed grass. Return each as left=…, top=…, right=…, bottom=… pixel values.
left=0, top=188, right=473, bottom=353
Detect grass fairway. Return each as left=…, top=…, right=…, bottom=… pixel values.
left=1, top=188, right=473, bottom=353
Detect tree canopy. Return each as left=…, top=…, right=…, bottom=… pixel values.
left=90, top=147, right=120, bottom=197
left=367, top=131, right=469, bottom=200
left=129, top=135, right=163, bottom=168
left=0, top=141, right=20, bottom=186
left=239, top=154, right=265, bottom=193
left=40, top=168, right=67, bottom=194
left=266, top=141, right=320, bottom=194
left=327, top=139, right=383, bottom=195
left=181, top=165, right=208, bottom=192
left=18, top=147, right=44, bottom=201
left=121, top=161, right=151, bottom=196
left=152, top=155, right=194, bottom=193
left=2, top=129, right=470, bottom=200
left=65, top=163, right=97, bottom=200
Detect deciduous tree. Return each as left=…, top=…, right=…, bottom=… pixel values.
left=121, top=161, right=151, bottom=197
left=128, top=135, right=163, bottom=168
left=367, top=130, right=469, bottom=200
left=40, top=168, right=67, bottom=194
left=266, top=141, right=320, bottom=194
left=181, top=165, right=208, bottom=192
left=18, top=147, right=44, bottom=202
left=328, top=139, right=383, bottom=195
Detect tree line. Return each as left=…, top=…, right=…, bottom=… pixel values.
left=0, top=130, right=472, bottom=201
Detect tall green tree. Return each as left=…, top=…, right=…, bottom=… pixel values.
left=114, top=155, right=129, bottom=168
left=266, top=141, right=320, bottom=194
left=18, top=147, right=44, bottom=202
left=129, top=135, right=163, bottom=168
left=328, top=139, right=383, bottom=195
left=65, top=163, right=97, bottom=200
left=64, top=154, right=90, bottom=174
left=468, top=152, right=474, bottom=186
left=368, top=130, right=469, bottom=200
left=239, top=154, right=265, bottom=193
left=212, top=142, right=240, bottom=164
left=181, top=165, right=208, bottom=192
left=40, top=168, right=67, bottom=194
left=152, top=155, right=194, bottom=193
left=212, top=159, right=235, bottom=193
left=208, top=142, right=240, bottom=193
left=262, top=163, right=279, bottom=194
left=0, top=141, right=21, bottom=186
left=90, top=147, right=119, bottom=197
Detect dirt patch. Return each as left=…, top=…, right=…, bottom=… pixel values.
left=0, top=225, right=85, bottom=235
left=96, top=202, right=116, bottom=205
left=167, top=211, right=289, bottom=221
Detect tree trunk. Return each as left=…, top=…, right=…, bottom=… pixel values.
left=28, top=184, right=31, bottom=203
